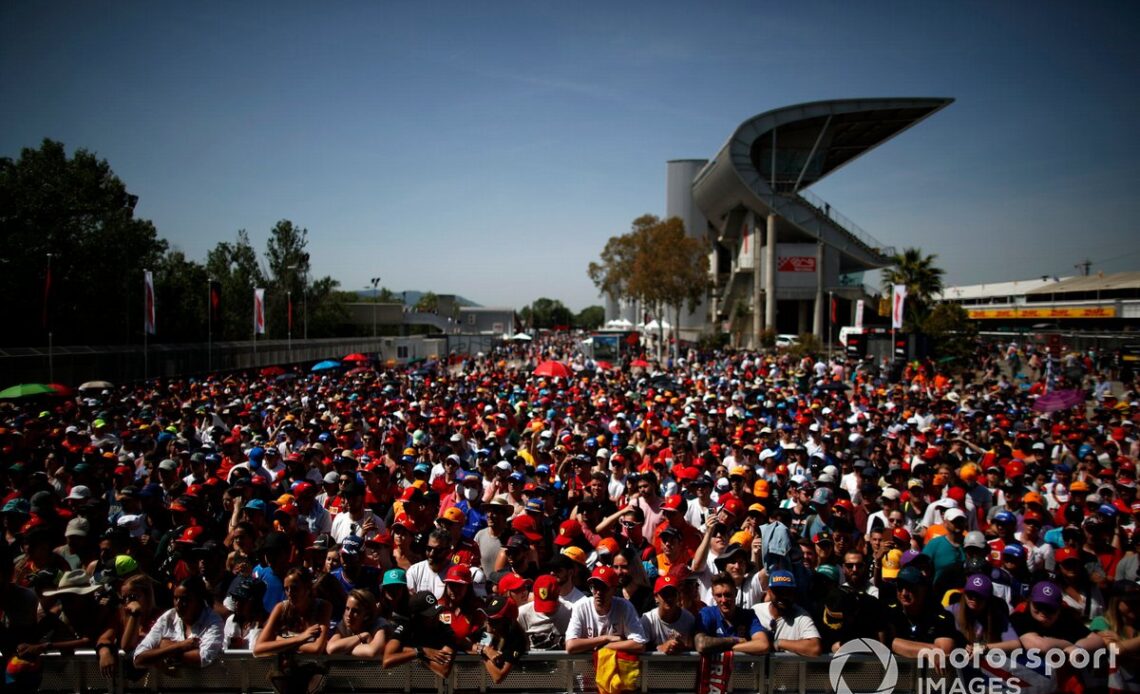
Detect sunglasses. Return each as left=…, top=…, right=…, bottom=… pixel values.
left=843, top=563, right=862, bottom=569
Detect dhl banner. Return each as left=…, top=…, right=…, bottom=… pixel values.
left=967, top=306, right=1116, bottom=319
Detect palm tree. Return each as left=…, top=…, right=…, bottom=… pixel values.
left=882, top=247, right=945, bottom=330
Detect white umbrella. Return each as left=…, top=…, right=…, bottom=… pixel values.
left=511, top=333, right=533, bottom=341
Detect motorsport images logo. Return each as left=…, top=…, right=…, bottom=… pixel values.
left=830, top=638, right=899, bottom=694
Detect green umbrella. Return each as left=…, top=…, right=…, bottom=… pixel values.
left=0, top=383, right=57, bottom=399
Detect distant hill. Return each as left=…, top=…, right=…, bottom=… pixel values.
left=356, top=289, right=481, bottom=308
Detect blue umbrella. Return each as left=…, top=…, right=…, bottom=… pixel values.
left=311, top=360, right=341, bottom=372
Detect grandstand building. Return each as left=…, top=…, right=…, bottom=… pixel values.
left=644, top=98, right=953, bottom=346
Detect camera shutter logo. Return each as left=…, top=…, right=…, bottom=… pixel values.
left=830, top=638, right=899, bottom=694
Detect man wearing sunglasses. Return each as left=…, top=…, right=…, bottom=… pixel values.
left=880, top=565, right=962, bottom=659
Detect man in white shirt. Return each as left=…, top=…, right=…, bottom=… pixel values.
left=639, top=575, right=695, bottom=653
left=405, top=529, right=452, bottom=598
left=564, top=565, right=648, bottom=654
left=751, top=570, right=821, bottom=656
left=133, top=579, right=224, bottom=669
left=330, top=482, right=386, bottom=543
left=518, top=574, right=573, bottom=650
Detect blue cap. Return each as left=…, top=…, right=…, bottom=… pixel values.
left=414, top=463, right=431, bottom=475
left=897, top=565, right=927, bottom=585
left=340, top=535, right=363, bottom=555
left=460, top=470, right=482, bottom=483
left=1055, top=463, right=1071, bottom=474
left=244, top=499, right=267, bottom=512
left=536, top=465, right=550, bottom=475
left=249, top=447, right=265, bottom=462
left=1002, top=543, right=1026, bottom=559
left=525, top=498, right=544, bottom=512
left=2, top=498, right=30, bottom=514
left=509, top=471, right=526, bottom=483
left=769, top=569, right=797, bottom=589
left=993, top=511, right=1017, bottom=525
left=139, top=483, right=163, bottom=499
left=1099, top=504, right=1118, bottom=518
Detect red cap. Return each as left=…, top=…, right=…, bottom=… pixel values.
left=833, top=499, right=854, bottom=513
left=719, top=498, right=744, bottom=518
left=554, top=519, right=582, bottom=546
left=532, top=574, right=560, bottom=613
left=512, top=514, right=543, bottom=542
left=892, top=527, right=912, bottom=543
left=1055, top=547, right=1079, bottom=563
left=1022, top=509, right=1045, bottom=523
left=293, top=482, right=316, bottom=497
left=1004, top=460, right=1026, bottom=479
left=663, top=494, right=685, bottom=512
left=498, top=572, right=531, bottom=593
left=947, top=487, right=967, bottom=503
left=186, top=484, right=204, bottom=498
left=588, top=565, right=619, bottom=590
left=653, top=574, right=680, bottom=594
left=444, top=564, right=471, bottom=584
left=276, top=501, right=299, bottom=517
left=176, top=526, right=205, bottom=545
left=391, top=512, right=414, bottom=531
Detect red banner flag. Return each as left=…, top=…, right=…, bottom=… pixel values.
left=830, top=296, right=838, bottom=324
left=254, top=288, right=266, bottom=335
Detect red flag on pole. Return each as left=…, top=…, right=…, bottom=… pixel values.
left=209, top=281, right=221, bottom=324
left=144, top=270, right=156, bottom=335
left=254, top=288, right=266, bottom=335
left=830, top=296, right=838, bottom=324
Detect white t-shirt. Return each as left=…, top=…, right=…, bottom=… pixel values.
left=639, top=607, right=695, bottom=648
left=565, top=596, right=648, bottom=644
left=561, top=587, right=586, bottom=607
left=405, top=559, right=447, bottom=598
left=223, top=614, right=262, bottom=650
left=518, top=600, right=572, bottom=650
left=330, top=510, right=386, bottom=543
left=752, top=602, right=820, bottom=647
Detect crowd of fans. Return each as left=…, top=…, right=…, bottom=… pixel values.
left=0, top=335, right=1138, bottom=692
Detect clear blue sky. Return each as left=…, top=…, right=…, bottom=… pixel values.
left=3, top=2, right=1138, bottom=311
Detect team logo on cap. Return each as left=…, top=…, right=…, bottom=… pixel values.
left=538, top=586, right=550, bottom=600
left=771, top=574, right=793, bottom=585
left=424, top=593, right=437, bottom=606
left=1041, top=585, right=1055, bottom=597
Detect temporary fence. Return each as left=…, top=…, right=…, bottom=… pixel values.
left=35, top=649, right=928, bottom=694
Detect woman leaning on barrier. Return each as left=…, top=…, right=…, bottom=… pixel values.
left=254, top=567, right=333, bottom=694
left=1091, top=581, right=1140, bottom=691
left=132, top=576, right=224, bottom=671
left=95, top=573, right=159, bottom=678
left=326, top=589, right=387, bottom=658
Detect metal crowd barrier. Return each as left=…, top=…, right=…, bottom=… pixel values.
left=36, top=650, right=924, bottom=694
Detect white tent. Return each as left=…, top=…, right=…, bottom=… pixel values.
left=605, top=318, right=634, bottom=329
left=644, top=319, right=672, bottom=330
left=510, top=333, right=533, bottom=341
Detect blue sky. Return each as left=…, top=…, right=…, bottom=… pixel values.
left=3, top=2, right=1138, bottom=311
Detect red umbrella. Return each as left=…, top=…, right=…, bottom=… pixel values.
left=629, top=359, right=650, bottom=368
left=533, top=360, right=572, bottom=379
left=346, top=366, right=375, bottom=377
left=47, top=383, right=73, bottom=397
left=595, top=360, right=614, bottom=372
left=260, top=366, right=285, bottom=377
left=343, top=353, right=371, bottom=363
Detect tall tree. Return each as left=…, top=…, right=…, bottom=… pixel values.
left=0, top=139, right=168, bottom=346
left=205, top=230, right=266, bottom=340
left=882, top=247, right=946, bottom=330
left=575, top=305, right=605, bottom=330
left=526, top=298, right=573, bottom=330
left=154, top=249, right=210, bottom=343
left=265, top=220, right=311, bottom=339
left=588, top=214, right=708, bottom=361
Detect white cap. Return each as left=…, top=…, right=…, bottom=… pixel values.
left=66, top=485, right=91, bottom=501
left=880, top=488, right=901, bottom=501
left=495, top=461, right=512, bottom=472
left=596, top=448, right=610, bottom=459
left=945, top=508, right=967, bottom=523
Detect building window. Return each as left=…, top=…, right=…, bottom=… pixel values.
left=397, top=345, right=409, bottom=359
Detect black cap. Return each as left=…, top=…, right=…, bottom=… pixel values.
left=409, top=590, right=442, bottom=617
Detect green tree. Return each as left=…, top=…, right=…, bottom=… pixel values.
left=414, top=291, right=439, bottom=313
left=153, top=249, right=209, bottom=343
left=526, top=298, right=573, bottom=329
left=575, top=305, right=605, bottom=330
left=0, top=139, right=168, bottom=346
left=588, top=214, right=708, bottom=360
left=882, top=247, right=945, bottom=331
left=921, top=303, right=977, bottom=367
left=265, top=220, right=311, bottom=339
left=205, top=230, right=266, bottom=340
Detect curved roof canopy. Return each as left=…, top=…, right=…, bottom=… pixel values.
left=693, top=98, right=953, bottom=222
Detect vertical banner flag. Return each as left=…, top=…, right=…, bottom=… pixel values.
left=830, top=296, right=838, bottom=324
left=144, top=270, right=156, bottom=335
left=209, top=280, right=221, bottom=325
left=891, top=284, right=908, bottom=329
left=855, top=299, right=865, bottom=329
left=254, top=288, right=266, bottom=335
left=288, top=293, right=293, bottom=333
